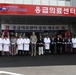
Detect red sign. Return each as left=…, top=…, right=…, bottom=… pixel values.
left=0, top=3, right=76, bottom=16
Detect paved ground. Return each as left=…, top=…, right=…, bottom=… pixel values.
left=0, top=54, right=76, bottom=75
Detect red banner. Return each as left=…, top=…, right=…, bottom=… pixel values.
left=0, top=3, right=76, bottom=16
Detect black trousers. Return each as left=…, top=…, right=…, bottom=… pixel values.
left=56, top=44, right=61, bottom=54
left=51, top=44, right=55, bottom=54
left=0, top=51, right=2, bottom=56
left=73, top=48, right=76, bottom=53
left=62, top=44, right=65, bottom=54
left=4, top=52, right=9, bottom=56
left=18, top=50, right=23, bottom=56
left=44, top=49, right=50, bottom=55
left=67, top=44, right=72, bottom=53
left=24, top=51, right=29, bottom=56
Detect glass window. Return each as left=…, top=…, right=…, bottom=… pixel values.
left=0, top=0, right=5, bottom=3
left=58, top=0, right=65, bottom=1
left=41, top=0, right=49, bottom=5
left=6, top=0, right=14, bottom=3
left=65, top=1, right=71, bottom=6
left=58, top=1, right=66, bottom=6
left=71, top=0, right=76, bottom=6
left=24, top=0, right=32, bottom=4
left=33, top=0, right=41, bottom=5
left=65, top=0, right=71, bottom=1
left=14, top=0, right=23, bottom=4
left=50, top=0, right=57, bottom=6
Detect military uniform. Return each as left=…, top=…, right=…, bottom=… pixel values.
left=66, top=37, right=72, bottom=53
left=61, top=38, right=66, bottom=54
left=56, top=37, right=62, bottom=54
left=51, top=37, right=56, bottom=54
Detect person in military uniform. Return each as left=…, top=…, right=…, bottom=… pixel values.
left=51, top=36, right=56, bottom=54
left=61, top=37, right=66, bottom=54
left=66, top=36, right=72, bottom=53
left=56, top=35, right=62, bottom=54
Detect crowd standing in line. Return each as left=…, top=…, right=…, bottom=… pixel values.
left=0, top=31, right=76, bottom=56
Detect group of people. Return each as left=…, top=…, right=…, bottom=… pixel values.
left=0, top=31, right=76, bottom=56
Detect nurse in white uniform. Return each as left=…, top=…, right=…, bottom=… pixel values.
left=44, top=35, right=51, bottom=54
left=17, top=35, right=24, bottom=56
left=24, top=35, right=30, bottom=55
left=3, top=35, right=10, bottom=56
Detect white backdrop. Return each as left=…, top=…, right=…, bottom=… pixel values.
left=1, top=24, right=68, bottom=31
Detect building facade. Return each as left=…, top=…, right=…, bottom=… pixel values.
left=0, top=0, right=76, bottom=36
left=0, top=0, right=75, bottom=6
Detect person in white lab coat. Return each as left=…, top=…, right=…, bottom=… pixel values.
left=16, top=35, right=24, bottom=56
left=23, top=35, right=30, bottom=56
left=44, top=35, right=51, bottom=55
left=3, top=35, right=10, bottom=56
left=72, top=35, right=76, bottom=53
left=0, top=35, right=3, bottom=56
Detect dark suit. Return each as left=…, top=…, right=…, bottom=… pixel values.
left=56, top=38, right=62, bottom=54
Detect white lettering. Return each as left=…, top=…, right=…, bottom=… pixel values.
left=56, top=8, right=62, bottom=14
left=63, top=8, right=69, bottom=14
left=49, top=7, right=55, bottom=14
left=42, top=7, right=48, bottom=14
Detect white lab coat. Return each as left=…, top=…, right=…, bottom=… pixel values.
left=24, top=38, right=30, bottom=51
left=17, top=38, right=24, bottom=50
left=3, top=38, right=10, bottom=52
left=0, top=38, right=3, bottom=51
left=72, top=38, right=76, bottom=48
left=44, top=37, right=51, bottom=50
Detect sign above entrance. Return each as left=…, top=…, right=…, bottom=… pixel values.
left=1, top=24, right=68, bottom=31
left=0, top=3, right=76, bottom=16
